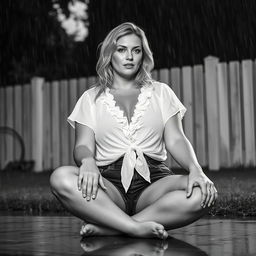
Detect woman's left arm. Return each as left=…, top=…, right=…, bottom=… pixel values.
left=164, top=113, right=218, bottom=208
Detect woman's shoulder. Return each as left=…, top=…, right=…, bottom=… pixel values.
left=82, top=86, right=99, bottom=97
left=80, top=86, right=101, bottom=102
left=151, top=80, right=174, bottom=94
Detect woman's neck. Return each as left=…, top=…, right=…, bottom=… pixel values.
left=112, top=75, right=138, bottom=90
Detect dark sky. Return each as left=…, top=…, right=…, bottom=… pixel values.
left=1, top=0, right=256, bottom=85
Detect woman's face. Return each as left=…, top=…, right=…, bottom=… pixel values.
left=111, top=33, right=143, bottom=80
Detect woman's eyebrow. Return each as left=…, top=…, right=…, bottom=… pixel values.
left=117, top=44, right=142, bottom=48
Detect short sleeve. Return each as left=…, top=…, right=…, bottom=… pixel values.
left=160, top=83, right=187, bottom=125
left=67, top=92, right=95, bottom=131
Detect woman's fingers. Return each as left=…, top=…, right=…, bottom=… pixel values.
left=77, top=173, right=83, bottom=191
left=199, top=181, right=207, bottom=208
left=204, top=183, right=212, bottom=207
left=85, top=173, right=102, bottom=201
left=82, top=176, right=88, bottom=198
left=186, top=180, right=193, bottom=198
left=79, top=170, right=106, bottom=201
left=188, top=172, right=218, bottom=208
left=91, top=176, right=99, bottom=200
left=197, top=179, right=218, bottom=208
left=209, top=185, right=218, bottom=207
left=86, top=176, right=93, bottom=201
left=207, top=185, right=215, bottom=207
left=201, top=182, right=218, bottom=208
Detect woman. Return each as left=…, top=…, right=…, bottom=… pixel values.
left=50, top=22, right=218, bottom=240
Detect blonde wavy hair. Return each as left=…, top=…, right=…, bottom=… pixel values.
left=95, top=22, right=154, bottom=100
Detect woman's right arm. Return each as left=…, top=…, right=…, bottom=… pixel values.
left=74, top=122, right=106, bottom=201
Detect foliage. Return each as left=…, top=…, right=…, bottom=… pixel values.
left=0, top=168, right=256, bottom=216
left=1, top=0, right=83, bottom=84
left=1, top=0, right=256, bottom=86
left=52, top=0, right=90, bottom=42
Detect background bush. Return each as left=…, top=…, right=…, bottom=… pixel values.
left=1, top=0, right=256, bottom=85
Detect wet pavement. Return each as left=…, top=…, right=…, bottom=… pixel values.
left=0, top=215, right=256, bottom=256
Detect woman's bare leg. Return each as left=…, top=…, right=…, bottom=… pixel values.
left=50, top=166, right=167, bottom=239
left=80, top=175, right=210, bottom=236
left=134, top=175, right=209, bottom=229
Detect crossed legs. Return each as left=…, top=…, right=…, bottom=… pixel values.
left=50, top=166, right=209, bottom=238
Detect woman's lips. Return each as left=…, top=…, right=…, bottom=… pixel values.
left=123, top=64, right=134, bottom=68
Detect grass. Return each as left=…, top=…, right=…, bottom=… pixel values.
left=0, top=167, right=256, bottom=217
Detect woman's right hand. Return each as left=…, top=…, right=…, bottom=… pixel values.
left=77, top=158, right=107, bottom=201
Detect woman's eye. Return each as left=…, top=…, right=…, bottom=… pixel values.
left=134, top=49, right=141, bottom=54
left=117, top=48, right=125, bottom=53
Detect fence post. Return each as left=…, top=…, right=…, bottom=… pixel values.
left=193, top=65, right=207, bottom=167
left=5, top=86, right=14, bottom=167
left=158, top=69, right=173, bottom=167
left=0, top=87, right=6, bottom=169
left=182, top=66, right=194, bottom=147
left=241, top=60, right=256, bottom=166
left=14, top=85, right=23, bottom=160
left=43, top=81, right=51, bottom=170
left=59, top=79, right=70, bottom=166
left=170, top=67, right=181, bottom=99
left=69, top=79, right=78, bottom=165
left=229, top=61, right=243, bottom=166
left=22, top=84, right=32, bottom=161
left=31, top=77, right=44, bottom=172
left=217, top=62, right=231, bottom=167
left=51, top=81, right=60, bottom=169
left=204, top=56, right=220, bottom=170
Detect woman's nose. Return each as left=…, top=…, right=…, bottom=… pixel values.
left=126, top=50, right=133, bottom=60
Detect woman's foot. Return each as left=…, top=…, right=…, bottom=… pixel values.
left=80, top=221, right=168, bottom=239
left=80, top=222, right=168, bottom=239
left=134, top=221, right=169, bottom=239
left=80, top=222, right=119, bottom=237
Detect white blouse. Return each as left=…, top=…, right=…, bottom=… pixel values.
left=68, top=81, right=186, bottom=192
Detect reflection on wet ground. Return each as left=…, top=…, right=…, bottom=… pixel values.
left=0, top=216, right=256, bottom=256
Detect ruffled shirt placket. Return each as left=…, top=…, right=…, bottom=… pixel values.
left=103, top=85, right=153, bottom=192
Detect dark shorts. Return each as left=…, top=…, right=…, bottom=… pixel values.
left=99, top=155, right=175, bottom=216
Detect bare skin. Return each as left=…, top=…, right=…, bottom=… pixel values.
left=79, top=174, right=208, bottom=237
left=50, top=166, right=168, bottom=239
left=50, top=165, right=209, bottom=238
left=51, top=111, right=217, bottom=238
left=50, top=32, right=218, bottom=239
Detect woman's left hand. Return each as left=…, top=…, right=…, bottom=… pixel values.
left=186, top=166, right=218, bottom=208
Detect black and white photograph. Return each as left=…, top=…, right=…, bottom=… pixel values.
left=0, top=0, right=256, bottom=255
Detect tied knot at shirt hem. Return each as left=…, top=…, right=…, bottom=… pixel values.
left=121, top=146, right=151, bottom=193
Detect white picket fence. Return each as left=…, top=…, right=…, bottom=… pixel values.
left=0, top=56, right=255, bottom=171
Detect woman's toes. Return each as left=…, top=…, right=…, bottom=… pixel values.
left=162, top=230, right=169, bottom=240
left=80, top=222, right=87, bottom=235
left=80, top=227, right=85, bottom=236
left=81, top=225, right=90, bottom=236
left=155, top=227, right=168, bottom=239
left=158, top=229, right=164, bottom=237
left=80, top=228, right=86, bottom=236
left=154, top=224, right=166, bottom=239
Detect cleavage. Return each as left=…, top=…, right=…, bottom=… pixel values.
left=112, top=90, right=141, bottom=124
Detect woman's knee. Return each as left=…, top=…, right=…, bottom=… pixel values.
left=187, top=187, right=205, bottom=213
left=50, top=166, right=76, bottom=196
